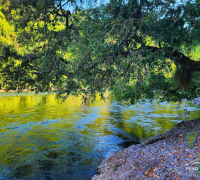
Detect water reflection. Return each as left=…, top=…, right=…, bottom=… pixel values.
left=0, top=92, right=200, bottom=179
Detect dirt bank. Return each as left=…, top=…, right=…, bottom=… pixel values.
left=92, top=118, right=200, bottom=180
left=0, top=89, right=34, bottom=93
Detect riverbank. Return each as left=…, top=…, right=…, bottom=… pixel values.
left=0, top=89, right=34, bottom=92
left=92, top=118, right=200, bottom=180
left=0, top=88, right=59, bottom=93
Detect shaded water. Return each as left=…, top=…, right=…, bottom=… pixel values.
left=0, top=92, right=200, bottom=180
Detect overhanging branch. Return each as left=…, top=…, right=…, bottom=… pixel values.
left=115, top=45, right=200, bottom=72
left=140, top=46, right=200, bottom=71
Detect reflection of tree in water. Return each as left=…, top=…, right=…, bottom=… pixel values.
left=19, top=96, right=28, bottom=108
left=38, top=95, right=47, bottom=106
left=38, top=159, right=60, bottom=180
left=41, top=96, right=47, bottom=105
left=108, top=105, right=141, bottom=148
left=63, top=133, right=103, bottom=179
left=36, top=132, right=100, bottom=179
left=34, top=96, right=53, bottom=119
left=38, top=150, right=80, bottom=179
left=46, top=151, right=60, bottom=159
left=13, top=164, right=34, bottom=179
left=39, top=159, right=54, bottom=171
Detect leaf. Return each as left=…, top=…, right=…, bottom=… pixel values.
left=176, top=177, right=181, bottom=180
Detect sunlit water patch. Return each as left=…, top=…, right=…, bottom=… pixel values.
left=0, top=93, right=200, bottom=179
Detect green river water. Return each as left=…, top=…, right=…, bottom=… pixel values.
left=0, top=92, right=200, bottom=180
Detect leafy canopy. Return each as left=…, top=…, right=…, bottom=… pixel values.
left=1, top=0, right=200, bottom=104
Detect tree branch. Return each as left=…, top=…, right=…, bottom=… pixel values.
left=137, top=46, right=200, bottom=71
left=31, top=65, right=54, bottom=75
left=59, top=57, right=71, bottom=65
left=68, top=23, right=80, bottom=42
left=59, top=0, right=66, bottom=17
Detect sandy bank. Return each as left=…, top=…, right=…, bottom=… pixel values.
left=0, top=89, right=34, bottom=93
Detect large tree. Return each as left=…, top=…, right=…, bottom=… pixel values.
left=1, top=0, right=200, bottom=104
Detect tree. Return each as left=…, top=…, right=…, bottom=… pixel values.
left=1, top=0, right=200, bottom=104
left=0, top=1, right=18, bottom=88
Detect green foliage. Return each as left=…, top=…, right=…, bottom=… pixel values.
left=1, top=0, right=200, bottom=104
left=174, top=67, right=193, bottom=88
left=196, top=153, right=200, bottom=175
left=0, top=10, right=16, bottom=49
left=197, top=163, right=200, bottom=175
left=186, top=131, right=197, bottom=149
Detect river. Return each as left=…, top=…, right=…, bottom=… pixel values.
left=0, top=92, right=200, bottom=180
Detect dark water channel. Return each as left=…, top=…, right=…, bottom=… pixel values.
left=0, top=92, right=200, bottom=180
